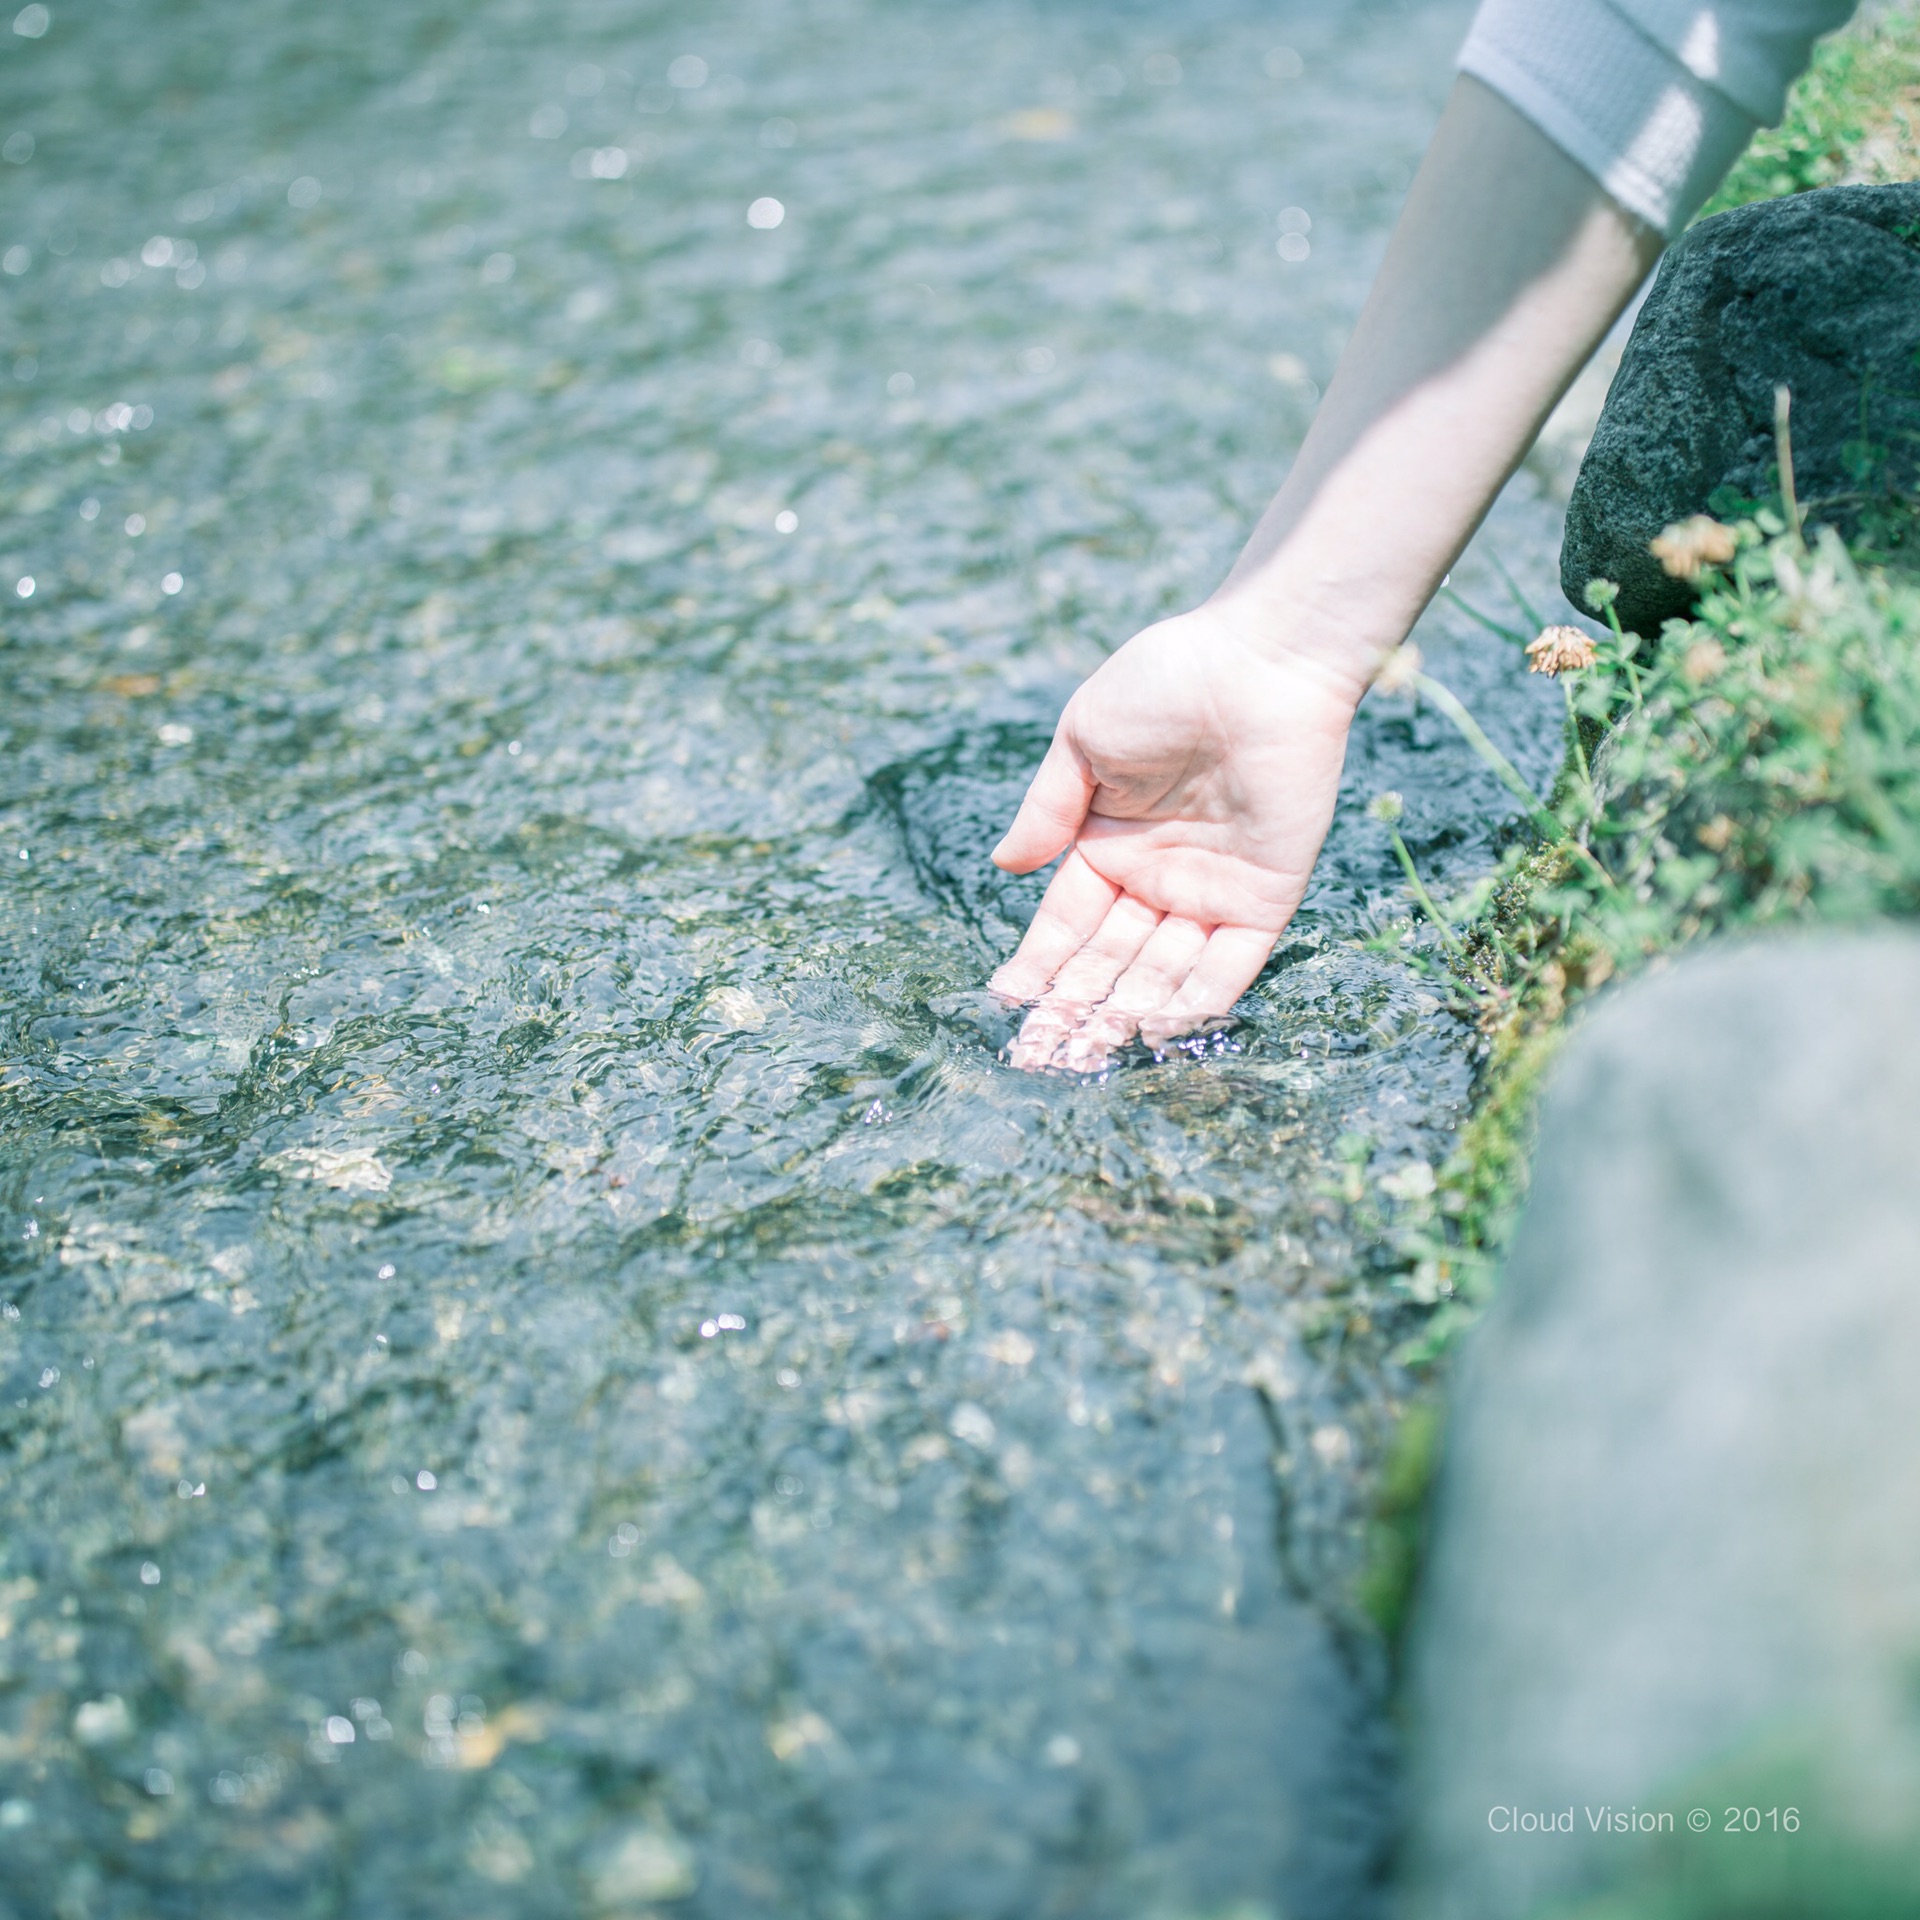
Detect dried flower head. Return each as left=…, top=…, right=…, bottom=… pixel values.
left=1366, top=789, right=1405, bottom=825
left=1682, top=637, right=1727, bottom=685
left=1525, top=625, right=1597, bottom=677
left=1584, top=578, right=1620, bottom=612
left=1651, top=514, right=1738, bottom=581
left=1372, top=642, right=1422, bottom=696
left=1696, top=814, right=1734, bottom=852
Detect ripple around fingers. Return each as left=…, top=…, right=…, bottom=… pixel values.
left=0, top=0, right=1572, bottom=1913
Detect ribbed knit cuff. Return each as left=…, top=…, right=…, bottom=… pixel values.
left=1459, top=0, right=1760, bottom=237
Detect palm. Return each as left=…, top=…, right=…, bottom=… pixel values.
left=990, top=610, right=1357, bottom=1070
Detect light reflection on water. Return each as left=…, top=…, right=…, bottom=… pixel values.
left=0, top=0, right=1571, bottom=1913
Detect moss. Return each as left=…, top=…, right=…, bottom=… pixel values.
left=1422, top=5, right=1920, bottom=1285
left=1354, top=1396, right=1443, bottom=1647
left=1534, top=1719, right=1920, bottom=1919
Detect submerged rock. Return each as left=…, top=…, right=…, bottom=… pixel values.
left=1561, top=184, right=1920, bottom=635
left=867, top=722, right=1058, bottom=951
left=870, top=635, right=1564, bottom=966
left=1402, top=932, right=1920, bottom=1919
left=867, top=633, right=1563, bottom=1091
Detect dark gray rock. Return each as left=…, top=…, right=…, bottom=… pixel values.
left=1402, top=931, right=1920, bottom=1920
left=868, top=721, right=1057, bottom=951
left=1562, top=185, right=1920, bottom=634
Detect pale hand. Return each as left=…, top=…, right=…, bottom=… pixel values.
left=989, top=607, right=1362, bottom=1070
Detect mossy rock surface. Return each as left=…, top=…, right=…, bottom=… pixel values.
left=1562, top=183, right=1920, bottom=635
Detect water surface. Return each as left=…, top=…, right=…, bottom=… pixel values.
left=0, top=2, right=1572, bottom=1913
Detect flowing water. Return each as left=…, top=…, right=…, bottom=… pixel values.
left=0, top=2, right=1578, bottom=1913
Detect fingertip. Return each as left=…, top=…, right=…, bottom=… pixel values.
left=1136, top=924, right=1279, bottom=1048
left=1138, top=1011, right=1221, bottom=1052
left=990, top=825, right=1071, bottom=876
left=988, top=854, right=1126, bottom=1019
left=989, top=953, right=1051, bottom=1003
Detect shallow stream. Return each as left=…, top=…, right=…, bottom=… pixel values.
left=0, top=2, right=1575, bottom=1913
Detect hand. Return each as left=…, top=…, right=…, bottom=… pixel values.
left=984, top=75, right=1663, bottom=1075
left=989, top=605, right=1365, bottom=1070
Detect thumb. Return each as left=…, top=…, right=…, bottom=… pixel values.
left=992, top=734, right=1095, bottom=873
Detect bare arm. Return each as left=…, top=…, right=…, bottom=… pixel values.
left=1215, top=73, right=1664, bottom=693
left=990, top=76, right=1663, bottom=1069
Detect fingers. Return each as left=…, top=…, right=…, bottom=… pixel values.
left=988, top=849, right=1120, bottom=1002
left=1038, top=893, right=1165, bottom=1008
left=1138, top=925, right=1279, bottom=1050
left=1103, top=914, right=1212, bottom=1021
left=1046, top=914, right=1209, bottom=1071
left=1004, top=895, right=1165, bottom=1070
left=991, top=735, right=1095, bottom=874
left=1006, top=912, right=1276, bottom=1075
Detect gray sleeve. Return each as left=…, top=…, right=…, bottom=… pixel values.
left=1458, top=0, right=1858, bottom=238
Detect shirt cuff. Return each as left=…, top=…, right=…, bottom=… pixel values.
left=1459, top=0, right=1760, bottom=237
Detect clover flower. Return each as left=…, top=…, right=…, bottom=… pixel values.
left=1650, top=514, right=1737, bottom=581
left=1367, top=790, right=1405, bottom=824
left=1524, top=625, right=1596, bottom=677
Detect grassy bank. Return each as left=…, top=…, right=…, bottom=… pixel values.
left=1409, top=0, right=1920, bottom=1340
left=1357, top=525, right=1920, bottom=1637
left=1357, top=3, right=1920, bottom=1641
left=1403, top=521, right=1920, bottom=1331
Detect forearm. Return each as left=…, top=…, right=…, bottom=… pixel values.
left=1211, top=74, right=1664, bottom=698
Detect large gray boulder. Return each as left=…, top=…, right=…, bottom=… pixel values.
left=1561, top=184, right=1920, bottom=635
left=1401, top=931, right=1920, bottom=1920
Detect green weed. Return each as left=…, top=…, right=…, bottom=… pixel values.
left=1700, top=2, right=1920, bottom=216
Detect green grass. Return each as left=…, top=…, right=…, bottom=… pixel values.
left=1355, top=517, right=1920, bottom=1644
left=1700, top=1, right=1920, bottom=216
left=1434, top=521, right=1920, bottom=1263
left=1356, top=19, right=1920, bottom=1647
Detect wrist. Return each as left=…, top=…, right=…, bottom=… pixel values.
left=1197, top=576, right=1402, bottom=709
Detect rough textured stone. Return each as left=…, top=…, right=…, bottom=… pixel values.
left=1401, top=932, right=1920, bottom=1920
left=1562, top=185, right=1920, bottom=634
